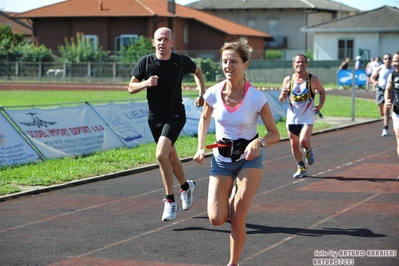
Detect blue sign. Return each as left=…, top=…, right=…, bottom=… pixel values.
left=337, top=70, right=367, bottom=86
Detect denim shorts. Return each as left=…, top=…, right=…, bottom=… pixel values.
left=210, top=150, right=264, bottom=178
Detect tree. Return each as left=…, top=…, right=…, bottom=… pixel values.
left=0, top=25, right=53, bottom=62
left=0, top=25, right=25, bottom=61
left=58, top=32, right=109, bottom=63
left=118, top=35, right=154, bottom=63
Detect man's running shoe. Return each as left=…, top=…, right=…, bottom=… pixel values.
left=180, top=180, right=196, bottom=211
left=293, top=166, right=307, bottom=178
left=382, top=129, right=389, bottom=137
left=304, top=148, right=315, bottom=165
left=161, top=199, right=178, bottom=221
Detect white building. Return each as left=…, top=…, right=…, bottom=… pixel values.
left=301, top=6, right=399, bottom=60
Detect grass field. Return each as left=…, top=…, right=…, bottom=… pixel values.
left=0, top=89, right=380, bottom=196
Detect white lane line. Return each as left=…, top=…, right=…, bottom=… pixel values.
left=241, top=193, right=381, bottom=263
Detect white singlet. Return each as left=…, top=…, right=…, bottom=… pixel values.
left=286, top=77, right=315, bottom=126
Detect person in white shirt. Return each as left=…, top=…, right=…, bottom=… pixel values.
left=371, top=53, right=395, bottom=137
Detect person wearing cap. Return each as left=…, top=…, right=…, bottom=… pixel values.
left=355, top=55, right=364, bottom=70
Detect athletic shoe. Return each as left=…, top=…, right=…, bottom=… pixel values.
left=382, top=129, right=389, bottom=137
left=293, top=166, right=307, bottom=178
left=161, top=199, right=178, bottom=221
left=180, top=180, right=196, bottom=211
left=304, top=148, right=315, bottom=165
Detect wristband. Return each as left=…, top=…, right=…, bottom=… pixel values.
left=259, top=138, right=266, bottom=147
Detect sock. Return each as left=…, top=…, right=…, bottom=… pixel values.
left=166, top=194, right=175, bottom=202
left=298, top=161, right=305, bottom=167
left=384, top=126, right=388, bottom=130
left=180, top=181, right=189, bottom=191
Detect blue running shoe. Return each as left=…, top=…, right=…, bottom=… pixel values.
left=304, top=148, right=315, bottom=165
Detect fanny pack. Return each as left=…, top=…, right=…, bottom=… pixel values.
left=206, top=134, right=258, bottom=162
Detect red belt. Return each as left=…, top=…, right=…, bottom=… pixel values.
left=205, top=143, right=232, bottom=149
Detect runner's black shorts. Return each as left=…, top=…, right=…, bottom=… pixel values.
left=148, top=111, right=186, bottom=145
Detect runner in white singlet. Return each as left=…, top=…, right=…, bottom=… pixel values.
left=279, top=54, right=326, bottom=178
left=370, top=53, right=395, bottom=136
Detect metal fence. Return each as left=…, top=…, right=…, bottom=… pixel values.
left=0, top=60, right=343, bottom=84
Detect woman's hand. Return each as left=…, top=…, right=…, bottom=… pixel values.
left=193, top=149, right=205, bottom=164
left=243, top=140, right=262, bottom=161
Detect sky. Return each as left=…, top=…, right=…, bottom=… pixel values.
left=0, top=0, right=399, bottom=13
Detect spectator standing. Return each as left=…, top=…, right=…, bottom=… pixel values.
left=354, top=55, right=363, bottom=70
left=338, top=57, right=350, bottom=70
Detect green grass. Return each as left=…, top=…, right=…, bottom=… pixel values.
left=0, top=89, right=380, bottom=195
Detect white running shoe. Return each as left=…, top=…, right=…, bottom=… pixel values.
left=382, top=129, right=389, bottom=137
left=293, top=166, right=307, bottom=178
left=161, top=199, right=178, bottom=221
left=180, top=180, right=196, bottom=211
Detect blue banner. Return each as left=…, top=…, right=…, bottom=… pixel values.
left=337, top=70, right=367, bottom=86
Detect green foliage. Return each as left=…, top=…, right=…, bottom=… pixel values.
left=58, top=32, right=109, bottom=63
left=0, top=24, right=28, bottom=61
left=265, top=49, right=282, bottom=60
left=305, top=48, right=313, bottom=61
left=16, top=43, right=54, bottom=62
left=192, top=58, right=218, bottom=82
left=118, top=35, right=154, bottom=63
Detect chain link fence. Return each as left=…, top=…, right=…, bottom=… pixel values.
left=0, top=60, right=343, bottom=84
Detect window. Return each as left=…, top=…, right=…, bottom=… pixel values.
left=114, top=34, right=139, bottom=54
left=267, top=19, right=279, bottom=47
left=338, top=39, right=353, bottom=60
left=247, top=18, right=256, bottom=28
left=82, top=35, right=98, bottom=51
left=120, top=34, right=138, bottom=51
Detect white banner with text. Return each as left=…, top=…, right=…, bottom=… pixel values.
left=4, top=105, right=124, bottom=159
left=0, top=112, right=41, bottom=167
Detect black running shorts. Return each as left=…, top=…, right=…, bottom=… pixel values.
left=148, top=111, right=186, bottom=145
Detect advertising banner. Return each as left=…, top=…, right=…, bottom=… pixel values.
left=182, top=97, right=215, bottom=136
left=4, top=105, right=124, bottom=159
left=0, top=112, right=41, bottom=167
left=91, top=101, right=153, bottom=147
left=337, top=70, right=367, bottom=86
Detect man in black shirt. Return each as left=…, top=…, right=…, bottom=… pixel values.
left=128, top=27, right=206, bottom=221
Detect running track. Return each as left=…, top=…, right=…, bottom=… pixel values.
left=0, top=119, right=398, bottom=266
